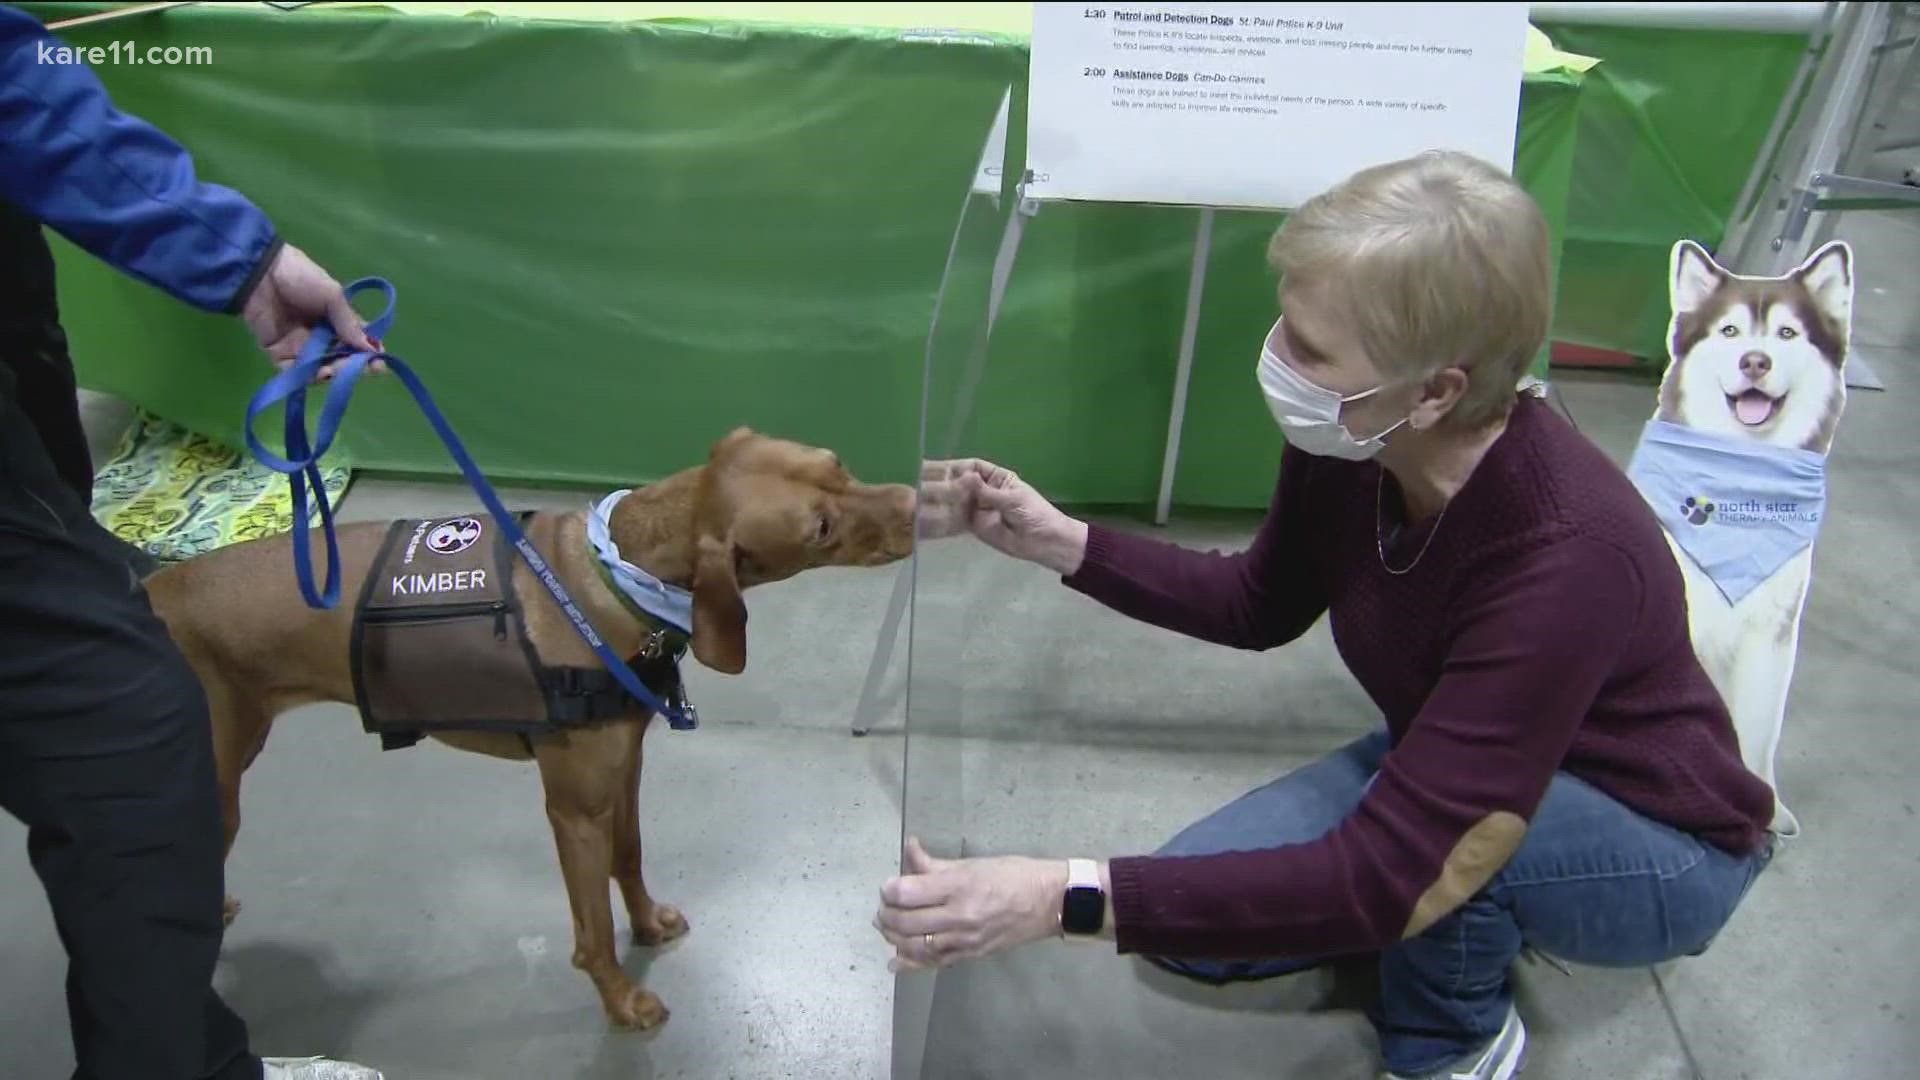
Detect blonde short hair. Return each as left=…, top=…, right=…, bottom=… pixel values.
left=1266, top=150, right=1553, bottom=430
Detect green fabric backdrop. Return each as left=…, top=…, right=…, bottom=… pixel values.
left=17, top=3, right=1803, bottom=511
left=1546, top=22, right=1810, bottom=363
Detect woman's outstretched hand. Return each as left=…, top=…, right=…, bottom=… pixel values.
left=875, top=836, right=1070, bottom=973
left=921, top=458, right=1088, bottom=575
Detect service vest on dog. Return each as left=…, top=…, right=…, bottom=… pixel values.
left=350, top=512, right=686, bottom=750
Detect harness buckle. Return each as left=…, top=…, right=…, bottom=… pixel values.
left=639, top=627, right=669, bottom=660
left=663, top=677, right=699, bottom=728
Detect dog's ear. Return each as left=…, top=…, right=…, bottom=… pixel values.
left=690, top=532, right=747, bottom=675
left=710, top=426, right=756, bottom=462
left=1669, top=239, right=1726, bottom=317
left=1792, top=240, right=1854, bottom=333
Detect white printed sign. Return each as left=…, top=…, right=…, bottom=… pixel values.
left=1027, top=3, right=1532, bottom=210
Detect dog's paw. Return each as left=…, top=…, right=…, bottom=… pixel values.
left=608, top=985, right=669, bottom=1032
left=632, top=903, right=689, bottom=947
left=223, top=896, right=242, bottom=926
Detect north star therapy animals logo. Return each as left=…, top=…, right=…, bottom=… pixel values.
left=425, top=517, right=483, bottom=555
left=1678, top=495, right=1817, bottom=527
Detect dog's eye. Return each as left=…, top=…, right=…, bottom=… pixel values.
left=812, top=514, right=833, bottom=544
left=1777, top=326, right=1798, bottom=340
left=1718, top=325, right=1739, bottom=337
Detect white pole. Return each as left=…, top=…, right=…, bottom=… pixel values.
left=48, top=2, right=197, bottom=31
left=1155, top=208, right=1214, bottom=528
left=1529, top=2, right=1828, bottom=33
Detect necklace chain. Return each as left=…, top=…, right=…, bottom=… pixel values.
left=1375, top=469, right=1447, bottom=576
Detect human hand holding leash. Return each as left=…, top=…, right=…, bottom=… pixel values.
left=240, top=243, right=380, bottom=381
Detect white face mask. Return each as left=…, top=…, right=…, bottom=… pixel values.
left=1256, top=317, right=1410, bottom=461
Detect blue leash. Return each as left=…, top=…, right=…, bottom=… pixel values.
left=243, top=277, right=697, bottom=731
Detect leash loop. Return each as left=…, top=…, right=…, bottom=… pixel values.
left=241, top=277, right=696, bottom=730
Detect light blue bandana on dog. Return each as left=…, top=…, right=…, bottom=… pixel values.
left=585, top=490, right=694, bottom=634
left=1626, top=419, right=1827, bottom=606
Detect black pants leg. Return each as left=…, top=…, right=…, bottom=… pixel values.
left=0, top=197, right=96, bottom=506
left=0, top=369, right=260, bottom=1080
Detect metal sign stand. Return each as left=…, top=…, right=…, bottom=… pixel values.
left=1717, top=0, right=1919, bottom=390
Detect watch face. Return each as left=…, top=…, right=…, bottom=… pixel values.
left=1061, top=885, right=1104, bottom=934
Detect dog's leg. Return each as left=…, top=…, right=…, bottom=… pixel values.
left=612, top=722, right=687, bottom=947
left=202, top=674, right=272, bottom=927
left=1726, top=633, right=1798, bottom=832
left=1724, top=555, right=1813, bottom=835
left=536, top=728, right=668, bottom=1032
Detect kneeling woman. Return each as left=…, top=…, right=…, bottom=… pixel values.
left=875, top=150, right=1776, bottom=1080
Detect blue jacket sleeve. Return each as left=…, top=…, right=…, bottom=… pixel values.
left=0, top=6, right=280, bottom=314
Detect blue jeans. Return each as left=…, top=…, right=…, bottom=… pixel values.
left=1146, top=731, right=1773, bottom=1076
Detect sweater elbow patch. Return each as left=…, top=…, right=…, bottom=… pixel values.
left=1398, top=811, right=1527, bottom=939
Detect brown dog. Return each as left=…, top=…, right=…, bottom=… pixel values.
left=143, top=426, right=916, bottom=1031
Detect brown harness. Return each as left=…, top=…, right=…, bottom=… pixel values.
left=349, top=512, right=690, bottom=751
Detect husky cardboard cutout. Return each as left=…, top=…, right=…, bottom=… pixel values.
left=1626, top=238, right=1854, bottom=839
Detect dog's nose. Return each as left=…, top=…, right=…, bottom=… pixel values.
left=1739, top=351, right=1772, bottom=378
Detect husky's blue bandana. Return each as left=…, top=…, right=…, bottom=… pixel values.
left=585, top=490, right=694, bottom=634
left=1626, top=419, right=1827, bottom=606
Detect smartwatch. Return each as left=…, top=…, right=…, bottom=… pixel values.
left=1059, top=858, right=1105, bottom=937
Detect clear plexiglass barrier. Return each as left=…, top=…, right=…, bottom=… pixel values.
left=889, top=82, right=1017, bottom=1080
left=889, top=84, right=1387, bottom=1079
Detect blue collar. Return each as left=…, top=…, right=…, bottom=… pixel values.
left=584, top=490, right=694, bottom=636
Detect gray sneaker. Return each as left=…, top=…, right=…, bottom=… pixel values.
left=261, top=1057, right=384, bottom=1080
left=1384, top=1003, right=1526, bottom=1080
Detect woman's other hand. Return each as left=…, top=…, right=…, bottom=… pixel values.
left=927, top=458, right=1088, bottom=575
left=874, top=836, right=1069, bottom=972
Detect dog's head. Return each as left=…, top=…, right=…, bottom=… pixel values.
left=1658, top=239, right=1853, bottom=454
left=686, top=427, right=916, bottom=674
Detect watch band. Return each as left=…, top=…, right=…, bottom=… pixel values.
left=1067, top=857, right=1100, bottom=889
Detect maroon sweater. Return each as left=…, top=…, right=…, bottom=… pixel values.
left=1070, top=396, right=1775, bottom=960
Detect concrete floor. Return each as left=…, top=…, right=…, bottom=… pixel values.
left=5, top=202, right=1920, bottom=1080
